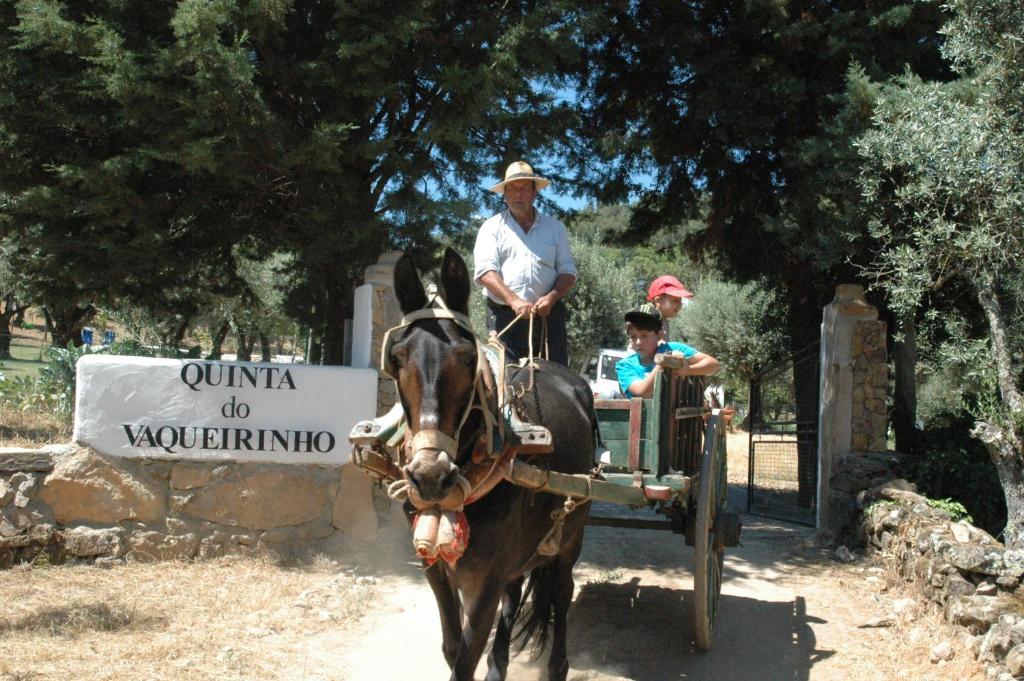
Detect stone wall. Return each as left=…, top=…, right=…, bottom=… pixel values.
left=859, top=484, right=1024, bottom=680
left=0, top=445, right=406, bottom=568
left=851, top=319, right=889, bottom=453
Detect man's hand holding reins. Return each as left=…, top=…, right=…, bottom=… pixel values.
left=534, top=292, right=558, bottom=317
left=511, top=297, right=535, bottom=317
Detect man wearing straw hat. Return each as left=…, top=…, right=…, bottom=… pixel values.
left=472, top=161, right=577, bottom=366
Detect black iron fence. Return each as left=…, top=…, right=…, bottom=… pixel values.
left=746, top=342, right=820, bottom=526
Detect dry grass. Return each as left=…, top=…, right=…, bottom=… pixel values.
left=0, top=555, right=377, bottom=681
left=801, top=553, right=987, bottom=681
left=726, top=428, right=750, bottom=485
left=0, top=405, right=70, bottom=448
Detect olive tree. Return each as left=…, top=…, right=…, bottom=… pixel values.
left=857, top=0, right=1024, bottom=545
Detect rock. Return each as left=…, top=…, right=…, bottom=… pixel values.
left=876, top=486, right=926, bottom=505
left=165, top=518, right=195, bottom=536
left=169, top=463, right=213, bottom=490
left=28, top=524, right=54, bottom=544
left=7, top=472, right=31, bottom=492
left=997, top=575, right=1020, bottom=589
left=858, top=615, right=895, bottom=628
left=945, top=573, right=977, bottom=599
left=835, top=545, right=855, bottom=562
left=197, top=540, right=225, bottom=560
left=987, top=665, right=1008, bottom=680
left=11, top=508, right=43, bottom=530
left=947, top=595, right=1020, bottom=635
left=232, top=533, right=257, bottom=546
left=94, top=557, right=125, bottom=569
left=331, top=463, right=379, bottom=543
left=976, top=581, right=998, bottom=596
left=980, top=619, right=1016, bottom=662
left=1006, top=644, right=1024, bottom=677
left=962, top=632, right=983, bottom=659
left=1011, top=620, right=1024, bottom=646
left=891, top=597, right=916, bottom=616
left=129, top=531, right=199, bottom=561
left=260, top=530, right=290, bottom=544
left=172, top=467, right=333, bottom=529
left=63, top=527, right=126, bottom=557
left=930, top=641, right=954, bottom=662
left=0, top=512, right=20, bottom=538
left=0, top=533, right=32, bottom=548
left=0, top=478, right=13, bottom=506
left=40, top=448, right=166, bottom=524
left=944, top=544, right=1024, bottom=578
left=951, top=521, right=972, bottom=543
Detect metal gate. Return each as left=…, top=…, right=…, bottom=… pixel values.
left=746, top=342, right=820, bottom=525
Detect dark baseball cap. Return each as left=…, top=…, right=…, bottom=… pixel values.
left=624, top=304, right=662, bottom=331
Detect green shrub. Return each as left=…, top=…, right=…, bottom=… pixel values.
left=925, top=497, right=973, bottom=524
left=909, top=411, right=1005, bottom=537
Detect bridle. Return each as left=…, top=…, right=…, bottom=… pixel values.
left=380, top=294, right=503, bottom=509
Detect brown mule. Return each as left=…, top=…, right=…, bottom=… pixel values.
left=388, top=248, right=594, bottom=681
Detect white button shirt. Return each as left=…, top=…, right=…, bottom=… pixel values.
left=472, top=209, right=578, bottom=304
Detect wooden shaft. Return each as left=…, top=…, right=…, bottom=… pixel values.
left=507, top=461, right=652, bottom=506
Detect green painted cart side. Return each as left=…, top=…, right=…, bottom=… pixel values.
left=594, top=369, right=707, bottom=477
left=586, top=366, right=736, bottom=651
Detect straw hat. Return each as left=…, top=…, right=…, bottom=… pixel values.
left=489, top=161, right=551, bottom=193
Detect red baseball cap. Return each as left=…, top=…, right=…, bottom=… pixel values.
left=647, top=275, right=694, bottom=301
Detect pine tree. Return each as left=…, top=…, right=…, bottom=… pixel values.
left=0, top=0, right=581, bottom=356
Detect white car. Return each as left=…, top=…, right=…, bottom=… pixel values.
left=582, top=348, right=629, bottom=399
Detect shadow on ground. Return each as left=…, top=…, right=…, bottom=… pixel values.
left=566, top=584, right=831, bottom=681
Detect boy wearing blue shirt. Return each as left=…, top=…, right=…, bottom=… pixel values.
left=616, top=307, right=719, bottom=398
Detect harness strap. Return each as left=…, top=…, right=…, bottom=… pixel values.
left=409, top=429, right=459, bottom=457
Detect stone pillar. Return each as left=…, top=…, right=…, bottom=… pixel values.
left=817, top=284, right=888, bottom=533
left=349, top=252, right=404, bottom=416
left=335, top=252, right=409, bottom=547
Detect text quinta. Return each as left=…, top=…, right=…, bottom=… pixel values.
left=180, top=362, right=297, bottom=392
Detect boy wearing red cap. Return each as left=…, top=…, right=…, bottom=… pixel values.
left=646, top=274, right=693, bottom=341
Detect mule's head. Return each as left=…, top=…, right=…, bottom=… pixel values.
left=387, top=248, right=477, bottom=502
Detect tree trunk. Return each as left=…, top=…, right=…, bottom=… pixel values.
left=207, top=320, right=231, bottom=360
left=0, top=327, right=10, bottom=360
left=167, top=317, right=190, bottom=355
left=973, top=275, right=1024, bottom=547
left=892, top=308, right=919, bottom=456
left=307, top=329, right=322, bottom=365
left=0, top=293, right=16, bottom=359
left=236, top=332, right=255, bottom=362
left=259, top=333, right=272, bottom=363
left=42, top=303, right=97, bottom=348
left=320, top=285, right=348, bottom=365
left=973, top=420, right=1024, bottom=547
left=975, top=275, right=1024, bottom=412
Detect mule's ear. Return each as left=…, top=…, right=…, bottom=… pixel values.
left=439, top=248, right=470, bottom=315
left=394, top=252, right=428, bottom=315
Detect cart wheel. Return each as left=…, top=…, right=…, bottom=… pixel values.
left=694, top=414, right=727, bottom=650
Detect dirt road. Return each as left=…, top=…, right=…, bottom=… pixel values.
left=328, top=503, right=983, bottom=681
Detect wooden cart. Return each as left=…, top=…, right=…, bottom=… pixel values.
left=582, top=355, right=739, bottom=649
left=349, top=354, right=739, bottom=650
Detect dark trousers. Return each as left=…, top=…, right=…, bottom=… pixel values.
left=485, top=298, right=569, bottom=367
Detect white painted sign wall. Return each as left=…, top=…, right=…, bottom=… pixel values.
left=73, top=355, right=377, bottom=464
